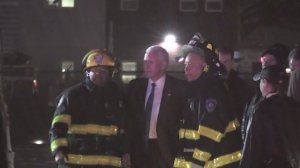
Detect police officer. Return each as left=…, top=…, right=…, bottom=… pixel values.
left=49, top=49, right=130, bottom=168
left=240, top=65, right=300, bottom=168
left=174, top=33, right=242, bottom=168
left=241, top=44, right=290, bottom=149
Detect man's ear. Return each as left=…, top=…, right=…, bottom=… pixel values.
left=161, top=61, right=168, bottom=71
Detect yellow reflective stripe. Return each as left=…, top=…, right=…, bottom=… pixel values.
left=193, top=148, right=211, bottom=162
left=180, top=119, right=240, bottom=141
left=198, top=125, right=223, bottom=142
left=204, top=151, right=242, bottom=168
left=68, top=124, right=118, bottom=136
left=179, top=128, right=200, bottom=140
left=225, top=119, right=240, bottom=133
left=174, top=157, right=192, bottom=168
left=50, top=138, right=68, bottom=152
left=52, top=114, right=71, bottom=126
left=65, top=154, right=122, bottom=167
left=179, top=128, right=185, bottom=139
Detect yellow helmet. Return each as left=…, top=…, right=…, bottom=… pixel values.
left=82, top=49, right=116, bottom=70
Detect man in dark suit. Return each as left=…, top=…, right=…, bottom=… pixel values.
left=128, top=45, right=186, bottom=168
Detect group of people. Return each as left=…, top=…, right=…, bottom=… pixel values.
left=49, top=33, right=300, bottom=168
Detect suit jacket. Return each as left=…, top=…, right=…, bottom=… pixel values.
left=127, top=75, right=187, bottom=168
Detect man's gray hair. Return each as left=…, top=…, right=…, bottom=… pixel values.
left=145, top=45, right=169, bottom=62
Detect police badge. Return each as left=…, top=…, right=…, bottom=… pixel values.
left=205, top=98, right=217, bottom=112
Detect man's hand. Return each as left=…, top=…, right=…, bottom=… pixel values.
left=55, top=151, right=67, bottom=164
left=122, top=153, right=131, bottom=168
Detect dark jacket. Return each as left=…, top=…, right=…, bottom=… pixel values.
left=175, top=72, right=242, bottom=168
left=226, top=70, right=253, bottom=122
left=241, top=89, right=262, bottom=142
left=0, top=112, right=7, bottom=168
left=127, top=75, right=187, bottom=168
left=49, top=78, right=128, bottom=168
left=240, top=94, right=300, bottom=168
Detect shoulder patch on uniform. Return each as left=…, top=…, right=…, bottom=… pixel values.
left=205, top=98, right=217, bottom=112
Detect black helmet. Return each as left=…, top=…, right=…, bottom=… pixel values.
left=176, top=32, right=225, bottom=75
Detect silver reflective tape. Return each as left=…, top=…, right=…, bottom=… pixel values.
left=183, top=148, right=194, bottom=153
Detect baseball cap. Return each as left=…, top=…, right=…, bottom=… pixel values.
left=253, top=65, right=286, bottom=84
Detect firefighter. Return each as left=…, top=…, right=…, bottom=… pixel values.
left=173, top=33, right=242, bottom=168
left=49, top=49, right=130, bottom=168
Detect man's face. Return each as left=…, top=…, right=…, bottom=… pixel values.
left=218, top=52, right=233, bottom=73
left=184, top=52, right=206, bottom=82
left=260, top=78, right=272, bottom=97
left=87, top=66, right=112, bottom=87
left=289, top=58, right=300, bottom=71
left=143, top=50, right=167, bottom=81
left=261, top=54, right=278, bottom=68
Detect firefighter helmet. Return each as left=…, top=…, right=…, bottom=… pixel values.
left=82, top=49, right=116, bottom=70
left=176, top=32, right=226, bottom=75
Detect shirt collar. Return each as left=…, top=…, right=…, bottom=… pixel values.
left=148, top=74, right=166, bottom=87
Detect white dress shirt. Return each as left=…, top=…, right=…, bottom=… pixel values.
left=145, top=75, right=166, bottom=139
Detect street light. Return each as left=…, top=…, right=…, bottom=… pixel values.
left=160, top=34, right=180, bottom=55
left=164, top=34, right=176, bottom=44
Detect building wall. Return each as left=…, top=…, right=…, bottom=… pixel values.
left=238, top=25, right=300, bottom=76
left=16, top=0, right=106, bottom=72
left=107, top=0, right=239, bottom=71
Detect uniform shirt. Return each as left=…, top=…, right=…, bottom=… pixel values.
left=145, top=75, right=166, bottom=139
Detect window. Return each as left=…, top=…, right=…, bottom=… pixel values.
left=61, top=61, right=74, bottom=72
left=121, top=61, right=137, bottom=83
left=120, top=0, right=139, bottom=11
left=205, top=0, right=223, bottom=12
left=179, top=0, right=198, bottom=12
left=122, top=75, right=137, bottom=84
left=121, top=62, right=137, bottom=71
left=46, top=0, right=75, bottom=8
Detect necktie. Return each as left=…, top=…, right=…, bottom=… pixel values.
left=145, top=83, right=156, bottom=140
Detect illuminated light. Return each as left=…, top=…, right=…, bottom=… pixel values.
left=160, top=34, right=180, bottom=55
left=286, top=68, right=291, bottom=74
left=122, top=75, right=137, bottom=84
left=62, top=0, right=75, bottom=8
left=177, top=57, right=185, bottom=63
left=62, top=69, right=66, bottom=72
left=33, top=79, right=38, bottom=88
left=33, top=139, right=44, bottom=145
left=164, top=34, right=176, bottom=43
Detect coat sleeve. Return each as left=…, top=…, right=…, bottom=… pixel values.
left=191, top=87, right=232, bottom=166
left=49, top=93, right=71, bottom=157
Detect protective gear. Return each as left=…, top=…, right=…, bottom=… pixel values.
left=176, top=33, right=226, bottom=75
left=49, top=78, right=129, bottom=168
left=175, top=72, right=242, bottom=168
left=81, top=49, right=116, bottom=70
